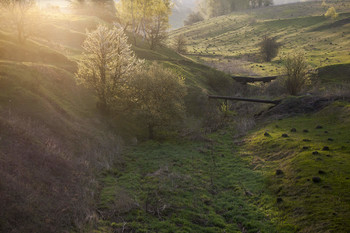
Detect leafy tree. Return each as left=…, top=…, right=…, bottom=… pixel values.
left=142, top=0, right=172, bottom=50
left=259, top=36, right=280, bottom=62
left=116, top=0, right=143, bottom=44
left=116, top=0, right=172, bottom=49
left=75, top=25, right=143, bottom=112
left=325, top=6, right=338, bottom=19
left=173, top=34, right=187, bottom=54
left=0, top=0, right=37, bottom=43
left=129, top=63, right=186, bottom=139
left=283, top=52, right=311, bottom=95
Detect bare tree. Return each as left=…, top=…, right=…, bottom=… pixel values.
left=0, top=0, right=37, bottom=43
left=284, top=52, right=313, bottom=95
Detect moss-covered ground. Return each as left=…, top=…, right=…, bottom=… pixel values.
left=243, top=101, right=350, bottom=232
left=97, top=132, right=293, bottom=233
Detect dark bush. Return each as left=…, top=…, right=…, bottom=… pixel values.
left=259, top=36, right=280, bottom=62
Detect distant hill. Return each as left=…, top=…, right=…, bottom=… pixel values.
left=170, top=1, right=350, bottom=79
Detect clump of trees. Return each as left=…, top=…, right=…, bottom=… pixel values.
left=76, top=25, right=186, bottom=138
left=129, top=63, right=186, bottom=138
left=184, top=11, right=204, bottom=26
left=259, top=36, right=280, bottom=62
left=0, top=0, right=39, bottom=43
left=324, top=6, right=338, bottom=19
left=116, top=0, right=172, bottom=50
left=283, top=52, right=312, bottom=95
left=68, top=0, right=116, bottom=22
left=193, top=0, right=273, bottom=19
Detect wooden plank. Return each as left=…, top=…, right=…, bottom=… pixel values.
left=232, top=75, right=278, bottom=84
left=208, top=95, right=281, bottom=105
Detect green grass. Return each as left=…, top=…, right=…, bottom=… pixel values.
left=243, top=101, right=350, bottom=232
left=130, top=36, right=236, bottom=94
left=97, top=100, right=350, bottom=233
left=97, top=131, right=296, bottom=232
left=170, top=1, right=350, bottom=79
left=317, top=63, right=350, bottom=83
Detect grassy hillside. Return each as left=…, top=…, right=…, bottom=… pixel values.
left=243, top=100, right=350, bottom=232
left=0, top=22, right=120, bottom=232
left=170, top=1, right=350, bottom=78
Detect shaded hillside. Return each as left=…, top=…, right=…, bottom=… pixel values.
left=0, top=28, right=121, bottom=232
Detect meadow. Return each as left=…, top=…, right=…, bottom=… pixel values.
left=170, top=1, right=350, bottom=78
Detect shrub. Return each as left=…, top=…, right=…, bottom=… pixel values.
left=259, top=36, right=280, bottom=62
left=324, top=6, right=338, bottom=19
left=283, top=52, right=312, bottom=95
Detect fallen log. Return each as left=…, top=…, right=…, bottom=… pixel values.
left=232, top=75, right=278, bottom=84
left=208, top=95, right=281, bottom=105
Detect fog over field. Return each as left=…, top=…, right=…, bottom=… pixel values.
left=37, top=0, right=313, bottom=28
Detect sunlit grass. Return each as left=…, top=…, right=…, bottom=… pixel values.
left=243, top=101, right=350, bottom=232
left=170, top=1, right=350, bottom=78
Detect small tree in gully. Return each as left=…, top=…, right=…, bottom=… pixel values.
left=75, top=25, right=143, bottom=112
left=284, top=52, right=312, bottom=95
left=174, top=34, right=187, bottom=54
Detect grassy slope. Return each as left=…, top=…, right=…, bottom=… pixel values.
left=96, top=132, right=295, bottom=233
left=130, top=38, right=237, bottom=96
left=170, top=1, right=350, bottom=78
left=243, top=101, right=350, bottom=232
